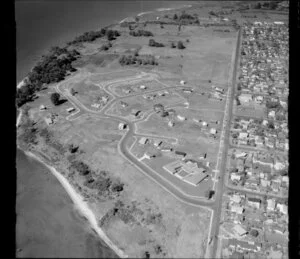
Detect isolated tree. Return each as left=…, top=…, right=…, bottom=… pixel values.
left=205, top=190, right=215, bottom=200
left=149, top=39, right=156, bottom=47
left=170, top=42, right=176, bottom=48
left=173, top=14, right=178, bottom=20
left=50, top=92, right=61, bottom=106
left=177, top=41, right=185, bottom=49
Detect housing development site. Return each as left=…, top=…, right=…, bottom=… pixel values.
left=18, top=3, right=289, bottom=258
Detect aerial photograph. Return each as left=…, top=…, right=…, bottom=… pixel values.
left=16, top=0, right=289, bottom=258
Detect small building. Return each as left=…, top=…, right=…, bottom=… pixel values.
left=118, top=123, right=127, bottom=130
left=239, top=93, right=252, bottom=104
left=235, top=151, right=247, bottom=158
left=168, top=120, right=174, bottom=127
left=131, top=109, right=141, bottom=117
left=153, top=139, right=162, bottom=147
left=267, top=199, right=276, bottom=211
left=180, top=80, right=186, bottom=86
left=247, top=197, right=261, bottom=209
left=231, top=194, right=242, bottom=204
left=215, top=87, right=224, bottom=93
left=140, top=85, right=146, bottom=89
left=239, top=132, right=249, bottom=139
left=91, top=103, right=101, bottom=108
left=276, top=203, right=288, bottom=215
left=199, top=153, right=207, bottom=159
left=66, top=107, right=76, bottom=113
left=202, top=121, right=208, bottom=127
left=120, top=101, right=128, bottom=108
left=175, top=150, right=187, bottom=159
left=233, top=224, right=247, bottom=236
left=161, top=147, right=173, bottom=152
left=231, top=173, right=241, bottom=182
left=177, top=115, right=186, bottom=121
left=231, top=205, right=244, bottom=214
left=101, top=96, right=109, bottom=103
left=139, top=137, right=148, bottom=145
left=39, top=105, right=47, bottom=111
left=210, top=128, right=217, bottom=135
left=144, top=152, right=156, bottom=160
left=45, top=117, right=54, bottom=126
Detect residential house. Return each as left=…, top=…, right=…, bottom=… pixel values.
left=267, top=199, right=276, bottom=211
left=247, top=197, right=261, bottom=209
left=231, top=173, right=241, bottom=182
left=233, top=224, right=248, bottom=236
left=66, top=107, right=76, bottom=113
left=153, top=139, right=162, bottom=148
left=276, top=203, right=288, bottom=215
left=139, top=137, right=148, bottom=145
left=175, top=150, right=187, bottom=159
left=177, top=115, right=186, bottom=121
left=231, top=205, right=244, bottom=214
left=118, top=123, right=127, bottom=130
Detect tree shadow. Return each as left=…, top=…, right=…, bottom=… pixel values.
left=58, top=99, right=68, bottom=105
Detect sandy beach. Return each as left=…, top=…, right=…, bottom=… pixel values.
left=24, top=150, right=128, bottom=258
left=17, top=79, right=25, bottom=89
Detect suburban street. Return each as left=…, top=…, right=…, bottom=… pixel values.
left=54, top=28, right=242, bottom=258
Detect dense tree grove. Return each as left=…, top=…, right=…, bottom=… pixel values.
left=16, top=47, right=80, bottom=108
left=173, top=12, right=199, bottom=25
left=67, top=29, right=120, bottom=45
left=129, top=30, right=154, bottom=37
left=119, top=55, right=158, bottom=66
left=148, top=39, right=164, bottom=47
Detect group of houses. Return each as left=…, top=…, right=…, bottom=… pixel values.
left=221, top=191, right=288, bottom=258
left=230, top=117, right=288, bottom=152
left=237, top=21, right=288, bottom=119
left=228, top=149, right=288, bottom=197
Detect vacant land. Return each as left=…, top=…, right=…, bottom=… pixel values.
left=106, top=88, right=185, bottom=121
left=17, top=2, right=243, bottom=257
left=136, top=107, right=224, bottom=141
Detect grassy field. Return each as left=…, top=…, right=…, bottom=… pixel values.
left=136, top=107, right=224, bottom=142
left=67, top=79, right=113, bottom=112
left=89, top=69, right=139, bottom=84
left=106, top=89, right=185, bottom=120
left=108, top=78, right=165, bottom=97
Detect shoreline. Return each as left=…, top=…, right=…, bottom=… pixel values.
left=16, top=4, right=190, bottom=256
left=23, top=149, right=128, bottom=258
left=17, top=110, right=127, bottom=258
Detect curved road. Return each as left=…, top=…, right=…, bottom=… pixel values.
left=55, top=28, right=242, bottom=257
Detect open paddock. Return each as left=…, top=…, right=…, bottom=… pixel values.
left=52, top=115, right=122, bottom=149
left=105, top=90, right=185, bottom=120
left=67, top=79, right=113, bottom=112
left=136, top=107, right=224, bottom=142
left=108, top=78, right=165, bottom=97
left=89, top=69, right=139, bottom=84
left=73, top=53, right=120, bottom=73
left=184, top=92, right=226, bottom=111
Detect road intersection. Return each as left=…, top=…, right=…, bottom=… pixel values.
left=52, top=28, right=242, bottom=257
